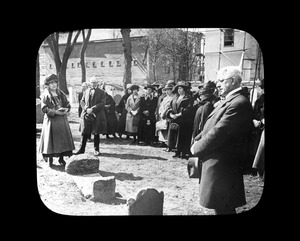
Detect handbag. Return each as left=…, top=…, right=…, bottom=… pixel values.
left=187, top=157, right=202, bottom=179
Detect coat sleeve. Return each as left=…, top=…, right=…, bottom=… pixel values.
left=193, top=99, right=253, bottom=160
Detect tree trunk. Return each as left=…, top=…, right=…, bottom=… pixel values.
left=121, top=28, right=132, bottom=90
left=80, top=29, right=92, bottom=83
left=36, top=52, right=40, bottom=98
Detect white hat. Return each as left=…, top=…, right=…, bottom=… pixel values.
left=126, top=83, right=133, bottom=89
left=217, top=66, right=242, bottom=82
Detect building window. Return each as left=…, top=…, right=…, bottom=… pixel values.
left=92, top=62, right=97, bottom=68
left=116, top=60, right=121, bottom=67
left=49, top=63, right=53, bottom=69
left=224, top=29, right=234, bottom=47
left=109, top=61, right=113, bottom=67
left=101, top=61, right=105, bottom=67
left=86, top=61, right=90, bottom=68
left=71, top=62, right=75, bottom=68
left=77, top=62, right=81, bottom=68
left=133, top=60, right=138, bottom=66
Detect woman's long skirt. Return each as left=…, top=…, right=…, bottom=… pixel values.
left=39, top=114, right=75, bottom=157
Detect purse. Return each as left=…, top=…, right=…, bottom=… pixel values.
left=187, top=157, right=202, bottom=179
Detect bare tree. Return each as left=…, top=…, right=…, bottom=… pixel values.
left=80, top=29, right=92, bottom=83
left=45, top=30, right=81, bottom=94
left=121, top=28, right=132, bottom=90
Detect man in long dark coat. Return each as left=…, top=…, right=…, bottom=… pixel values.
left=191, top=66, right=254, bottom=215
left=104, top=92, right=118, bottom=138
left=75, top=77, right=107, bottom=156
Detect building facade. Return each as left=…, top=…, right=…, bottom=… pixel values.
left=202, top=28, right=264, bottom=86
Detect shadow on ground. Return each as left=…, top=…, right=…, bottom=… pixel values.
left=100, top=152, right=168, bottom=161
left=99, top=170, right=143, bottom=181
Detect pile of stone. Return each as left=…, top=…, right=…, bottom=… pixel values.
left=65, top=153, right=164, bottom=215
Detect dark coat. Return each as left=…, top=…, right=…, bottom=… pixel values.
left=138, top=95, right=158, bottom=143
left=192, top=89, right=254, bottom=210
left=78, top=91, right=84, bottom=117
left=116, top=92, right=130, bottom=134
left=79, top=87, right=107, bottom=135
left=166, top=93, right=194, bottom=153
left=191, top=95, right=217, bottom=142
left=104, top=93, right=119, bottom=135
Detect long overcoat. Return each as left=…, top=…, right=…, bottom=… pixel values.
left=104, top=93, right=119, bottom=135
left=192, top=90, right=254, bottom=210
left=39, top=88, right=75, bottom=157
left=166, top=93, right=194, bottom=153
left=125, top=94, right=141, bottom=134
left=79, top=87, right=107, bottom=135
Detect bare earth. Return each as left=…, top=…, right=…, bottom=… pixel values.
left=36, top=104, right=264, bottom=216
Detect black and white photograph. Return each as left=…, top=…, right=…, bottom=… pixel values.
left=35, top=28, right=265, bottom=216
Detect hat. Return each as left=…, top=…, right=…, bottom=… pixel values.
left=130, top=84, right=140, bottom=91
left=44, top=74, right=58, bottom=85
left=152, top=81, right=160, bottom=88
left=162, top=83, right=174, bottom=91
left=173, top=81, right=189, bottom=93
left=144, top=84, right=155, bottom=91
left=126, top=83, right=133, bottom=89
left=199, top=81, right=216, bottom=96
left=166, top=80, right=175, bottom=85
left=217, top=66, right=242, bottom=82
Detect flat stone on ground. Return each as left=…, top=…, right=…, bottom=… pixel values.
left=65, top=154, right=99, bottom=175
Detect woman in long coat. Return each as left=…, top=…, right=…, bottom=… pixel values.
left=156, top=83, right=175, bottom=148
left=138, top=85, right=158, bottom=145
left=116, top=84, right=132, bottom=139
left=191, top=81, right=217, bottom=143
left=125, top=85, right=141, bottom=144
left=165, top=81, right=194, bottom=159
left=39, top=74, right=75, bottom=167
left=104, top=92, right=119, bottom=138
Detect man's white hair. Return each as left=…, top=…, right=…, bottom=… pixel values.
left=217, top=66, right=242, bottom=82
left=89, top=76, right=98, bottom=83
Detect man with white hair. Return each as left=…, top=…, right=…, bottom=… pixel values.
left=76, top=76, right=107, bottom=155
left=191, top=66, right=254, bottom=215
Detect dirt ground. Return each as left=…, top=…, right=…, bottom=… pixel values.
left=36, top=104, right=264, bottom=216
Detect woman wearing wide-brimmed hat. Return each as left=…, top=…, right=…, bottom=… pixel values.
left=38, top=74, right=75, bottom=167
left=137, top=85, right=158, bottom=146
left=165, top=81, right=194, bottom=159
left=125, top=84, right=141, bottom=144
left=156, top=83, right=175, bottom=148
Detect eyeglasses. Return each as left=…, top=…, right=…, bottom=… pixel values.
left=218, top=77, right=234, bottom=83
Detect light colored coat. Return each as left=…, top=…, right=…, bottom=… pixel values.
left=125, top=94, right=141, bottom=133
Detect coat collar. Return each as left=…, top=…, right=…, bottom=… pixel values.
left=206, top=89, right=244, bottom=120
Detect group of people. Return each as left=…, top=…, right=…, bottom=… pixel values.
left=38, top=66, right=265, bottom=215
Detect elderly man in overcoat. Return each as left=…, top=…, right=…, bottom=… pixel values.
left=191, top=66, right=254, bottom=215
left=75, top=77, right=107, bottom=155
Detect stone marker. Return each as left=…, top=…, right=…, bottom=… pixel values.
left=65, top=154, right=99, bottom=175
left=127, top=187, right=164, bottom=215
left=72, top=174, right=116, bottom=202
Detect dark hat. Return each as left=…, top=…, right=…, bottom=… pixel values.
left=144, top=84, right=155, bottom=91
left=162, top=83, right=175, bottom=91
left=199, top=81, right=216, bottom=95
left=151, top=81, right=160, bottom=88
left=130, top=84, right=140, bottom=91
left=174, top=81, right=189, bottom=89
left=44, top=74, right=58, bottom=85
